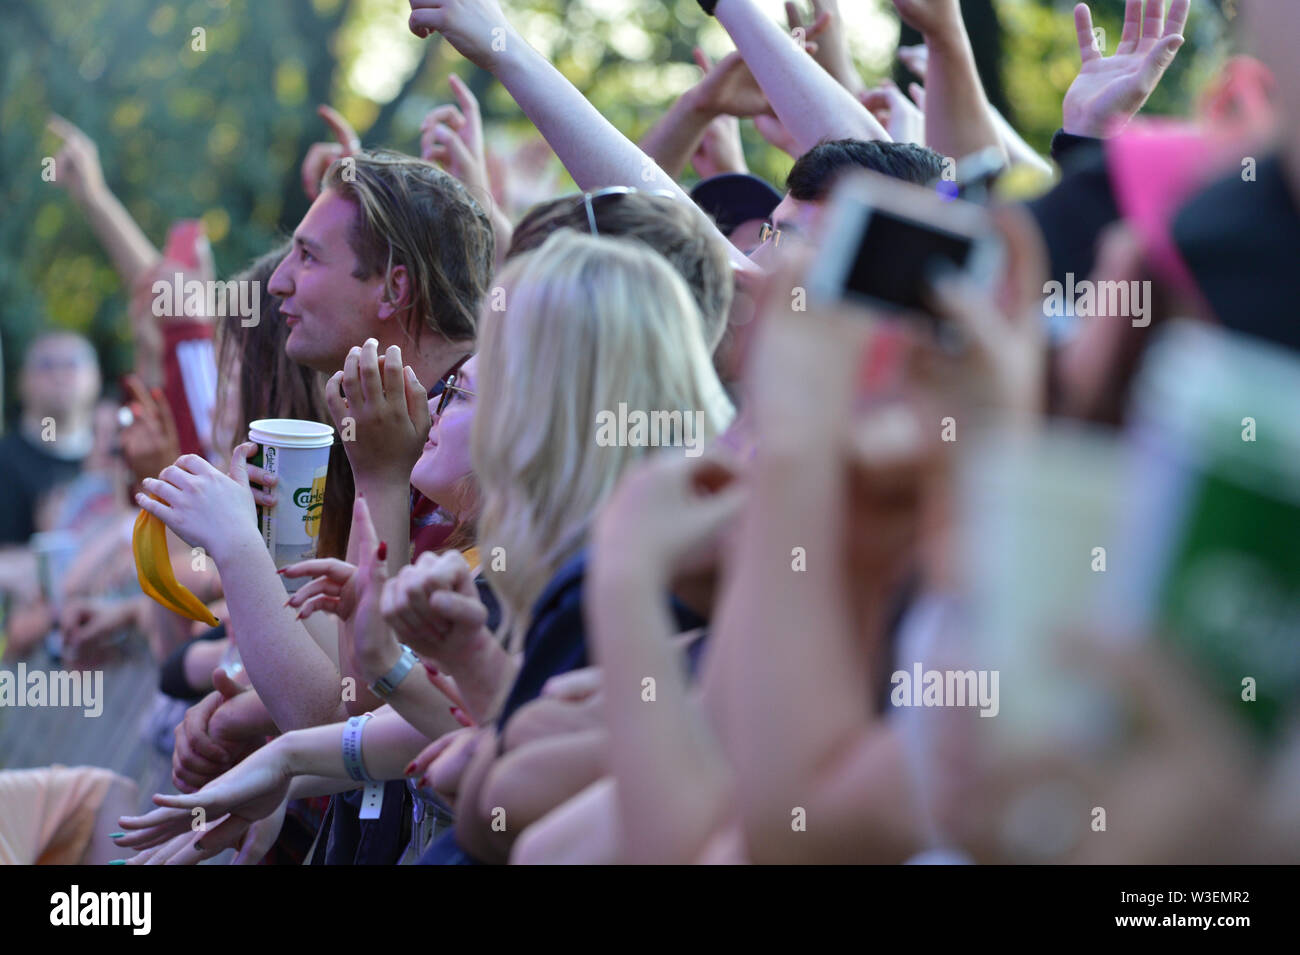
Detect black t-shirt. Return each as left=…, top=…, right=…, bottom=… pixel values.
left=0, top=430, right=87, bottom=544
left=1172, top=152, right=1300, bottom=353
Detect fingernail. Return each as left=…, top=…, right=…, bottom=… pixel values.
left=377, top=541, right=388, bottom=561
left=108, top=859, right=127, bottom=865
left=276, top=568, right=287, bottom=575
left=109, top=832, right=125, bottom=838
left=404, top=762, right=416, bottom=776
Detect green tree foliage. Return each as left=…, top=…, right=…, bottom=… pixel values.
left=0, top=0, right=1231, bottom=415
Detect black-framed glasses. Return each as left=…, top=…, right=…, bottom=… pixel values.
left=577, top=186, right=679, bottom=237
left=434, top=372, right=475, bottom=416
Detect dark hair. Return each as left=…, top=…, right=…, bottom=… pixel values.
left=506, top=192, right=733, bottom=351
left=786, top=139, right=947, bottom=201
left=322, top=149, right=494, bottom=345
left=216, top=243, right=355, bottom=559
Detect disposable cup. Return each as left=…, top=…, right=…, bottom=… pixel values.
left=248, top=418, right=334, bottom=590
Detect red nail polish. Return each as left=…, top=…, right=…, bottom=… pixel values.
left=423, top=661, right=439, bottom=678
left=404, top=762, right=416, bottom=776
left=276, top=568, right=287, bottom=575
left=377, top=541, right=388, bottom=561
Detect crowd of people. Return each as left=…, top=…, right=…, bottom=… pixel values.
left=1, top=0, right=1297, bottom=865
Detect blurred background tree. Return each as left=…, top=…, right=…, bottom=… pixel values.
left=0, top=0, right=1236, bottom=419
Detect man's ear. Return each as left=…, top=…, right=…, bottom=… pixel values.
left=377, top=264, right=412, bottom=321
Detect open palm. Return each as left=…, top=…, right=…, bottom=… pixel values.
left=1063, top=0, right=1189, bottom=138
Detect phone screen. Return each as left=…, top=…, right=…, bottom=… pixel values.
left=843, top=209, right=974, bottom=313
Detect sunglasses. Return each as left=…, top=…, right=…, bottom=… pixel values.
left=577, top=186, right=679, bottom=236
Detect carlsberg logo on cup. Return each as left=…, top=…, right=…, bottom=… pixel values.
left=248, top=419, right=334, bottom=591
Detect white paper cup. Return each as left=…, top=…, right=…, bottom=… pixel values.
left=248, top=419, right=334, bottom=589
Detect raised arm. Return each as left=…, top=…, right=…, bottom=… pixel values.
left=712, top=0, right=888, bottom=152
left=406, top=0, right=758, bottom=273
left=47, top=115, right=161, bottom=289
left=891, top=0, right=1004, bottom=163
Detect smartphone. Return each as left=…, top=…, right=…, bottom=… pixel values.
left=808, top=171, right=1003, bottom=326
left=163, top=219, right=208, bottom=271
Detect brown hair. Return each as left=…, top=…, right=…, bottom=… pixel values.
left=322, top=149, right=495, bottom=345
left=507, top=192, right=733, bottom=351
left=215, top=243, right=354, bottom=559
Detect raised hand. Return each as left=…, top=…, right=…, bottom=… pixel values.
left=785, top=0, right=863, bottom=95
left=1062, top=0, right=1189, bottom=138
left=691, top=114, right=748, bottom=179
left=890, top=0, right=962, bottom=39
left=689, top=48, right=773, bottom=120
left=859, top=82, right=926, bottom=146
left=324, top=339, right=430, bottom=491
left=301, top=105, right=360, bottom=200
left=407, top=0, right=515, bottom=70
left=421, top=74, right=491, bottom=198
left=46, top=114, right=107, bottom=205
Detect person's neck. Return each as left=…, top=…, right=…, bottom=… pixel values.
left=402, top=335, right=475, bottom=390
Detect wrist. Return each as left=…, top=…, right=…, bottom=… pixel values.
left=437, top=625, right=499, bottom=678
left=921, top=15, right=969, bottom=56
left=351, top=469, right=412, bottom=498
left=357, top=632, right=403, bottom=685
left=208, top=527, right=264, bottom=568
left=483, top=25, right=529, bottom=75
left=682, top=85, right=719, bottom=121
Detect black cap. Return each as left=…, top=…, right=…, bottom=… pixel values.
left=690, top=173, right=782, bottom=237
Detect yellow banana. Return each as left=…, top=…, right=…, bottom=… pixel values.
left=132, top=508, right=219, bottom=627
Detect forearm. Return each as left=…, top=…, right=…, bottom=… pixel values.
left=215, top=536, right=346, bottom=731
left=435, top=631, right=518, bottom=725
left=481, top=729, right=608, bottom=836
left=715, top=431, right=880, bottom=845
left=355, top=632, right=469, bottom=740
left=78, top=184, right=160, bottom=290
left=281, top=705, right=433, bottom=782
left=715, top=0, right=887, bottom=153
left=288, top=774, right=363, bottom=800
left=923, top=18, right=1006, bottom=163
left=639, top=90, right=715, bottom=181
left=182, top=637, right=228, bottom=692
left=488, top=200, right=514, bottom=268
left=589, top=560, right=733, bottom=863
left=490, top=37, right=755, bottom=273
